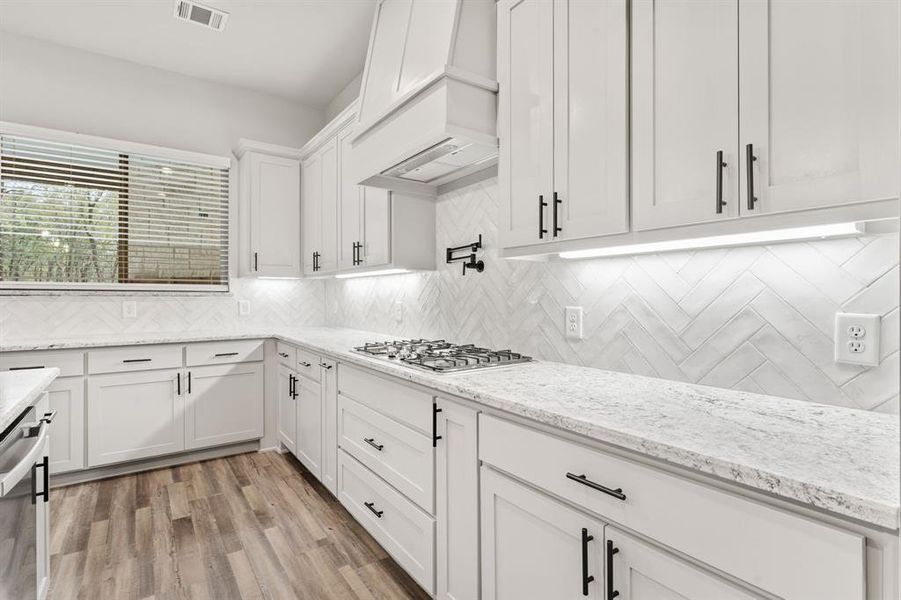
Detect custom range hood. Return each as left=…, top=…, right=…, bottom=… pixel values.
left=351, top=0, right=498, bottom=196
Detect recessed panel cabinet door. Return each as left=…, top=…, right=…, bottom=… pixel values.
left=338, top=125, right=363, bottom=271
left=632, top=0, right=739, bottom=231
left=605, top=526, right=757, bottom=600
left=47, top=377, right=84, bottom=474
left=320, top=360, right=338, bottom=495
left=184, top=363, right=263, bottom=450
left=302, top=154, right=322, bottom=276
left=250, top=153, right=301, bottom=276
left=553, top=0, right=629, bottom=241
left=318, top=139, right=339, bottom=275
left=277, top=365, right=297, bottom=453
left=481, top=467, right=606, bottom=600
left=87, top=369, right=184, bottom=467
left=362, top=186, right=391, bottom=268
left=498, top=0, right=555, bottom=248
left=739, top=0, right=900, bottom=214
left=296, top=374, right=323, bottom=480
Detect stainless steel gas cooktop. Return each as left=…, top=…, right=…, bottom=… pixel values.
left=352, top=339, right=532, bottom=373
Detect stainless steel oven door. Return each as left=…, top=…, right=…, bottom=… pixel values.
left=0, top=405, right=50, bottom=600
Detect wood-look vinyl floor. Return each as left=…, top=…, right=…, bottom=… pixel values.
left=47, top=451, right=431, bottom=600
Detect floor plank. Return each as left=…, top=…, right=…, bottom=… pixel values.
left=48, top=451, right=430, bottom=600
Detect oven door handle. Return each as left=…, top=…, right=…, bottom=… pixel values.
left=0, top=419, right=49, bottom=497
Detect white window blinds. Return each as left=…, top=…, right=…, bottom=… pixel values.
left=0, top=130, right=230, bottom=291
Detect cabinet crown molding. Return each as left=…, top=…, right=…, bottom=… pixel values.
left=299, top=99, right=360, bottom=161
left=233, top=139, right=303, bottom=161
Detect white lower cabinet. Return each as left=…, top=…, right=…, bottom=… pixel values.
left=320, top=358, right=338, bottom=495
left=184, top=363, right=264, bottom=450
left=295, top=373, right=323, bottom=479
left=46, top=377, right=85, bottom=474
left=277, top=365, right=297, bottom=454
left=87, top=368, right=184, bottom=467
left=605, top=526, right=756, bottom=600
left=481, top=466, right=606, bottom=600
left=435, top=398, right=479, bottom=600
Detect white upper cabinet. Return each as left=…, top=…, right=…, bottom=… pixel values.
left=236, top=140, right=302, bottom=277
left=499, top=0, right=629, bottom=249
left=631, top=0, right=739, bottom=231
left=738, top=0, right=900, bottom=215
left=302, top=137, right=338, bottom=276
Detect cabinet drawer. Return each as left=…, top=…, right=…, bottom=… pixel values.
left=185, top=339, right=264, bottom=366
left=275, top=342, right=296, bottom=368
left=479, top=415, right=865, bottom=600
left=296, top=348, right=320, bottom=381
left=1, top=350, right=84, bottom=377
left=339, top=364, right=432, bottom=433
left=338, top=450, right=434, bottom=595
left=88, top=345, right=182, bottom=374
left=339, top=394, right=433, bottom=512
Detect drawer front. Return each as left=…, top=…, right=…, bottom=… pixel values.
left=296, top=348, right=320, bottom=381
left=339, top=364, right=432, bottom=433
left=1, top=350, right=84, bottom=377
left=339, top=394, right=433, bottom=512
left=338, top=450, right=435, bottom=595
left=479, top=415, right=865, bottom=600
left=275, top=342, right=296, bottom=368
left=185, top=339, right=264, bottom=366
left=88, top=345, right=183, bottom=374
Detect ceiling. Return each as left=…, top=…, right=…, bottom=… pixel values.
left=0, top=0, right=376, bottom=107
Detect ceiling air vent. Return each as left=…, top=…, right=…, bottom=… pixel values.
left=173, top=0, right=229, bottom=32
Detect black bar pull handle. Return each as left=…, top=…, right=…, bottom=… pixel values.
left=566, top=472, right=626, bottom=501
left=123, top=358, right=152, bottom=363
left=553, top=191, right=562, bottom=237
left=278, top=352, right=289, bottom=359
left=298, top=361, right=312, bottom=368
left=187, top=371, right=192, bottom=394
left=364, top=437, right=384, bottom=452
left=606, top=539, right=620, bottom=599
left=581, top=528, right=595, bottom=596
left=715, top=150, right=727, bottom=214
left=318, top=362, right=333, bottom=370
left=177, top=372, right=181, bottom=396
left=364, top=501, right=384, bottom=518
left=254, top=251, right=258, bottom=272
left=433, top=405, right=443, bottom=447
left=33, top=456, right=49, bottom=504
left=538, top=195, right=548, bottom=239
left=746, top=143, right=758, bottom=210
left=215, top=352, right=239, bottom=357
left=288, top=374, right=294, bottom=398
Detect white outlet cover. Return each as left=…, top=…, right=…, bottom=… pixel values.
left=122, top=300, right=137, bottom=319
left=565, top=306, right=583, bottom=340
left=238, top=300, right=251, bottom=316
left=393, top=300, right=404, bottom=322
left=834, top=312, right=880, bottom=367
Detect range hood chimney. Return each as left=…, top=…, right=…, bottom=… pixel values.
left=351, top=0, right=497, bottom=196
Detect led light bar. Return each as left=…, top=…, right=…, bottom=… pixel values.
left=558, top=222, right=864, bottom=260
left=334, top=268, right=411, bottom=279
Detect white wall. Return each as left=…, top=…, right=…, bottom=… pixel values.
left=325, top=72, right=362, bottom=122
left=0, top=33, right=325, bottom=156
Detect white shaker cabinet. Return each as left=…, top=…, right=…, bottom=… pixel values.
left=481, top=467, right=607, bottom=600
left=302, top=138, right=339, bottom=276
left=236, top=140, right=303, bottom=277
left=631, top=0, right=739, bottom=231
left=277, top=364, right=297, bottom=454
left=435, top=399, right=479, bottom=600
left=184, top=363, right=264, bottom=450
left=605, top=526, right=756, bottom=600
left=296, top=372, right=323, bottom=479
left=87, top=369, right=184, bottom=467
left=46, top=377, right=84, bottom=474
left=320, top=358, right=338, bottom=495
left=738, top=0, right=900, bottom=215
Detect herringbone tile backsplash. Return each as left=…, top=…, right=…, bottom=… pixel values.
left=325, top=178, right=900, bottom=414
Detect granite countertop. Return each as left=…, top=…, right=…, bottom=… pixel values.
left=0, top=368, right=59, bottom=432
left=2, top=327, right=899, bottom=530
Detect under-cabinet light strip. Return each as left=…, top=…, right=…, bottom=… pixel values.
left=334, top=268, right=410, bottom=279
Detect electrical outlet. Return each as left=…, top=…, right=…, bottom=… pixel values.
left=835, top=313, right=880, bottom=366
left=565, top=306, right=583, bottom=340
left=238, top=300, right=251, bottom=316
left=393, top=300, right=404, bottom=323
left=122, top=300, right=137, bottom=319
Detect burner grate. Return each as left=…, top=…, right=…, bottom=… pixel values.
left=352, top=339, right=532, bottom=373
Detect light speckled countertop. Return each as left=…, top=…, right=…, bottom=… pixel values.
left=2, top=327, right=898, bottom=530
left=0, top=368, right=59, bottom=432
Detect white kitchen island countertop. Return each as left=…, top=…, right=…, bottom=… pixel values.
left=2, top=327, right=898, bottom=530
left=0, top=368, right=59, bottom=432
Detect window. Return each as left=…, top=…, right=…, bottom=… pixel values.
left=0, top=126, right=230, bottom=291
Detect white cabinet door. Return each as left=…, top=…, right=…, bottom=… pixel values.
left=436, top=400, right=479, bottom=600
left=296, top=374, right=323, bottom=479
left=302, top=153, right=322, bottom=276
left=47, top=377, right=84, bottom=474
left=249, top=152, right=301, bottom=277
left=277, top=365, right=297, bottom=454
left=320, top=360, right=338, bottom=495
left=319, top=139, right=339, bottom=275
left=481, top=467, right=606, bottom=600
left=739, top=0, right=900, bottom=215
left=361, top=186, right=391, bottom=268
left=632, top=0, right=739, bottom=231
left=87, top=369, right=184, bottom=467
left=184, top=363, right=263, bottom=450
left=553, top=0, right=629, bottom=241
left=606, top=526, right=756, bottom=600
left=498, top=0, right=555, bottom=248
left=338, top=125, right=363, bottom=272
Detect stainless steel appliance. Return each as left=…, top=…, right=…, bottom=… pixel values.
left=353, top=339, right=532, bottom=373
left=0, top=402, right=53, bottom=600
